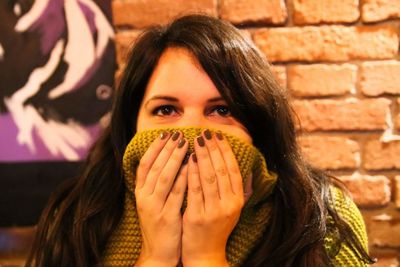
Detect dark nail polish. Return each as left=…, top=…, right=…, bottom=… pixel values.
left=172, top=131, right=180, bottom=141
left=178, top=138, right=186, bottom=148
left=197, top=136, right=205, bottom=147
left=204, top=129, right=212, bottom=140
left=182, top=154, right=190, bottom=165
left=160, top=131, right=169, bottom=140
left=216, top=132, right=223, bottom=140
left=192, top=154, right=197, bottom=163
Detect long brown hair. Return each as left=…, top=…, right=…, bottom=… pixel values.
left=27, top=14, right=374, bottom=266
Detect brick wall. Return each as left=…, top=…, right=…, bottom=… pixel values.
left=113, top=0, right=400, bottom=265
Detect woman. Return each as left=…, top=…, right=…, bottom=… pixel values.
left=27, top=14, right=375, bottom=266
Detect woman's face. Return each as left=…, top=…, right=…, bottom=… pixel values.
left=136, top=47, right=252, bottom=143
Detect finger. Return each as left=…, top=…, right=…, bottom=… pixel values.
left=164, top=159, right=188, bottom=215
left=186, top=153, right=204, bottom=215
left=136, top=131, right=170, bottom=189
left=202, top=129, right=231, bottom=199
left=194, top=134, right=219, bottom=211
left=215, top=131, right=244, bottom=196
left=153, top=137, right=188, bottom=201
left=141, top=131, right=182, bottom=195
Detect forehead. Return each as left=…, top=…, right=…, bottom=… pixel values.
left=143, top=47, right=222, bottom=100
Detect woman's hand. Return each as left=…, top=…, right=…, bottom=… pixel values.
left=134, top=131, right=188, bottom=267
left=182, top=130, right=245, bottom=267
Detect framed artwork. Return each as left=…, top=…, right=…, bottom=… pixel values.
left=0, top=0, right=116, bottom=226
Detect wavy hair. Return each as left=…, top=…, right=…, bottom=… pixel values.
left=27, top=14, right=374, bottom=266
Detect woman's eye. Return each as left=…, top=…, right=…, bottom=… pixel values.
left=152, top=105, right=177, bottom=116
left=211, top=106, right=231, bottom=117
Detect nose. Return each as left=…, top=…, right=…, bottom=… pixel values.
left=175, top=109, right=212, bottom=129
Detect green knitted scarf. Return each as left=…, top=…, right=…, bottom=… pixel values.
left=103, top=127, right=278, bottom=266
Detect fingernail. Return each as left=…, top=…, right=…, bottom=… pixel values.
left=178, top=138, right=186, bottom=148
left=192, top=154, right=197, bottom=163
left=204, top=129, right=212, bottom=140
left=182, top=154, right=190, bottom=165
left=197, top=136, right=205, bottom=147
left=160, top=131, right=169, bottom=140
left=171, top=131, right=180, bottom=141
left=216, top=132, right=223, bottom=140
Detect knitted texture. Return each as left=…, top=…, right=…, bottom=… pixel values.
left=102, top=127, right=369, bottom=266
left=325, top=187, right=369, bottom=267
left=103, top=127, right=278, bottom=267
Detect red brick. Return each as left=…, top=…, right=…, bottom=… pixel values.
left=397, top=113, right=400, bottom=131
left=292, top=98, right=390, bottom=131
left=397, top=98, right=400, bottom=130
left=298, top=135, right=359, bottom=170
left=371, top=257, right=399, bottom=267
left=339, top=175, right=391, bottom=207
left=270, top=65, right=286, bottom=89
left=395, top=176, right=400, bottom=208
left=253, top=25, right=398, bottom=62
left=362, top=0, right=400, bottom=22
left=364, top=140, right=400, bottom=170
left=115, top=30, right=142, bottom=66
left=288, top=64, right=356, bottom=97
left=360, top=60, right=400, bottom=96
left=368, top=213, right=400, bottom=248
left=220, top=0, right=287, bottom=25
left=112, top=0, right=217, bottom=28
left=293, top=0, right=359, bottom=25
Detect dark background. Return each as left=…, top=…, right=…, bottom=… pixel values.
left=0, top=162, right=83, bottom=226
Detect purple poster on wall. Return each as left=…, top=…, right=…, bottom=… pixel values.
left=0, top=0, right=115, bottom=161
left=0, top=0, right=116, bottom=225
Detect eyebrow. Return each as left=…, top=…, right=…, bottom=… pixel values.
left=144, top=95, right=225, bottom=108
